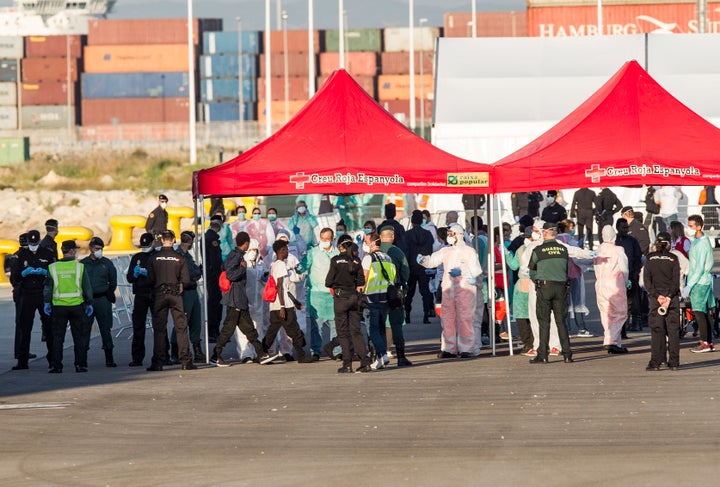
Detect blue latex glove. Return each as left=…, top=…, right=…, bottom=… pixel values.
left=522, top=269, right=530, bottom=278
left=21, top=267, right=35, bottom=277
left=589, top=251, right=599, bottom=258
left=292, top=225, right=301, bottom=235
left=416, top=255, right=427, bottom=265
left=425, top=268, right=435, bottom=275
left=466, top=277, right=477, bottom=286
left=34, top=267, right=48, bottom=276
left=449, top=268, right=462, bottom=277
left=85, top=304, right=94, bottom=317
left=139, top=268, right=148, bottom=276
left=43, top=303, right=52, bottom=316
left=626, top=279, right=632, bottom=289
left=681, top=285, right=690, bottom=299
left=133, top=265, right=142, bottom=278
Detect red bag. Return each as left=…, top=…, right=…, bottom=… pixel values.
left=494, top=297, right=507, bottom=322
left=263, top=275, right=278, bottom=302
left=218, top=270, right=231, bottom=294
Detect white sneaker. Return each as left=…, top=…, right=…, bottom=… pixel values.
left=386, top=350, right=394, bottom=359
left=370, top=357, right=384, bottom=370
left=381, top=354, right=390, bottom=366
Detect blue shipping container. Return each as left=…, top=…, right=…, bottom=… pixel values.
left=200, top=54, right=257, bottom=79
left=201, top=78, right=257, bottom=103
left=0, top=59, right=18, bottom=83
left=203, top=31, right=261, bottom=55
left=202, top=102, right=256, bottom=122
left=81, top=72, right=190, bottom=99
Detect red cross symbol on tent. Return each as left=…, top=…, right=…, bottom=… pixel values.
left=585, top=164, right=606, bottom=183
left=290, top=172, right=312, bottom=189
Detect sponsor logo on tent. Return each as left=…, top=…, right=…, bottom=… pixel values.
left=446, top=172, right=489, bottom=188
left=585, top=163, right=701, bottom=183
left=290, top=171, right=405, bottom=189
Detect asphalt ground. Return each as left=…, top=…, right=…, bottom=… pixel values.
left=1, top=275, right=720, bottom=486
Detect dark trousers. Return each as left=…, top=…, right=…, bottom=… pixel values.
left=16, top=292, right=53, bottom=365
left=648, top=300, right=680, bottom=368
left=172, top=290, right=202, bottom=347
left=206, top=280, right=223, bottom=338
left=405, top=269, right=434, bottom=315
left=264, top=307, right=306, bottom=356
left=85, top=295, right=114, bottom=350
left=576, top=211, right=594, bottom=249
left=131, top=292, right=153, bottom=363
left=517, top=318, right=533, bottom=351
left=695, top=311, right=713, bottom=344
left=644, top=213, right=666, bottom=234
left=368, top=302, right=388, bottom=356
left=536, top=281, right=571, bottom=359
left=334, top=294, right=369, bottom=368
left=13, top=292, right=21, bottom=359
left=388, top=305, right=406, bottom=349
left=625, top=280, right=642, bottom=330
left=216, top=306, right=265, bottom=357
left=151, top=291, right=191, bottom=367
left=50, top=304, right=87, bottom=370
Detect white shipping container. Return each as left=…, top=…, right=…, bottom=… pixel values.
left=0, top=106, right=18, bottom=129
left=383, top=27, right=441, bottom=53
left=0, top=36, right=24, bottom=59
left=0, top=82, right=17, bottom=106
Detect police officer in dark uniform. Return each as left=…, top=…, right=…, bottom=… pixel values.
left=541, top=190, right=567, bottom=224
left=204, top=219, right=224, bottom=342
left=325, top=240, right=371, bottom=373
left=40, top=219, right=59, bottom=261
left=80, top=237, right=118, bottom=367
left=171, top=231, right=205, bottom=364
left=643, top=232, right=681, bottom=370
left=146, top=230, right=195, bottom=371
left=145, top=194, right=169, bottom=238
left=528, top=222, right=573, bottom=364
left=594, top=187, right=623, bottom=232
left=9, top=233, right=29, bottom=362
left=570, top=187, right=596, bottom=249
left=622, top=206, right=651, bottom=255
left=127, top=232, right=155, bottom=367
left=11, top=230, right=55, bottom=370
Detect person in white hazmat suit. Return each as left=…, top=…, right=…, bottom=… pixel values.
left=233, top=239, right=268, bottom=362
left=418, top=223, right=483, bottom=358
left=593, top=226, right=630, bottom=354
left=522, top=220, right=595, bottom=356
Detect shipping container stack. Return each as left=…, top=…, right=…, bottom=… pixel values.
left=0, top=36, right=22, bottom=131
left=443, top=11, right=527, bottom=38
left=21, top=35, right=83, bottom=130
left=318, top=28, right=381, bottom=99
left=378, top=27, right=439, bottom=124
left=200, top=30, right=259, bottom=122
left=80, top=18, right=221, bottom=141
left=257, top=29, right=320, bottom=125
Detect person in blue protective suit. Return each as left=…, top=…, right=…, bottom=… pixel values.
left=685, top=214, right=716, bottom=353
left=287, top=200, right=319, bottom=248
left=296, top=228, right=339, bottom=360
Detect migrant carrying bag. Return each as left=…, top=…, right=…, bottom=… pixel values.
left=375, top=253, right=404, bottom=309
left=218, top=270, right=231, bottom=294
left=262, top=274, right=278, bottom=302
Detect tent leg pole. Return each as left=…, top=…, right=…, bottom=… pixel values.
left=488, top=195, right=495, bottom=357
left=497, top=194, right=513, bottom=356
left=198, top=196, right=210, bottom=364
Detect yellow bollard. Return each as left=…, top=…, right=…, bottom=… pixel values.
left=0, top=239, right=20, bottom=286
left=166, top=206, right=195, bottom=238
left=56, top=226, right=94, bottom=243
left=203, top=198, right=237, bottom=215
left=106, top=215, right=147, bottom=252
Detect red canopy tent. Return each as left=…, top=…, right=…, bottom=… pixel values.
left=192, top=69, right=492, bottom=197
left=493, top=60, right=720, bottom=192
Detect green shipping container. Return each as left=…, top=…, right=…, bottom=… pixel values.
left=324, top=28, right=382, bottom=53
left=0, top=137, right=30, bottom=164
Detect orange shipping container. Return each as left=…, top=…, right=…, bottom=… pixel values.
left=444, top=11, right=527, bottom=37
left=380, top=51, right=433, bottom=75
left=259, top=52, right=314, bottom=77
left=22, top=58, right=79, bottom=82
left=380, top=99, right=434, bottom=120
left=377, top=74, right=433, bottom=101
left=319, top=52, right=378, bottom=76
left=87, top=18, right=222, bottom=45
left=526, top=1, right=720, bottom=36
left=257, top=100, right=307, bottom=124
left=317, top=74, right=375, bottom=98
left=25, top=35, right=83, bottom=58
left=81, top=123, right=190, bottom=142
left=257, top=76, right=310, bottom=101
left=268, top=30, right=321, bottom=53
left=81, top=98, right=190, bottom=125
left=84, top=44, right=189, bottom=73
left=21, top=81, right=76, bottom=105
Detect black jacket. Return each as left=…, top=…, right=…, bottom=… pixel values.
left=570, top=188, right=596, bottom=218
left=643, top=250, right=680, bottom=302
left=541, top=203, right=567, bottom=224
left=325, top=252, right=365, bottom=293
left=405, top=225, right=434, bottom=273
left=221, top=248, right=249, bottom=310
left=147, top=247, right=190, bottom=291
left=615, top=234, right=642, bottom=281
left=127, top=250, right=155, bottom=295
left=11, top=247, right=55, bottom=295
left=145, top=205, right=168, bottom=236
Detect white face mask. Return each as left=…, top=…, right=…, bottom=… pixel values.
left=28, top=244, right=39, bottom=252
left=297, top=206, right=307, bottom=214
left=142, top=246, right=152, bottom=253
left=244, top=250, right=258, bottom=262
left=362, top=244, right=370, bottom=253
left=446, top=235, right=457, bottom=246
left=532, top=231, right=542, bottom=242
left=319, top=240, right=331, bottom=250
left=93, top=249, right=103, bottom=259
left=547, top=197, right=555, bottom=204
left=160, top=202, right=167, bottom=209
